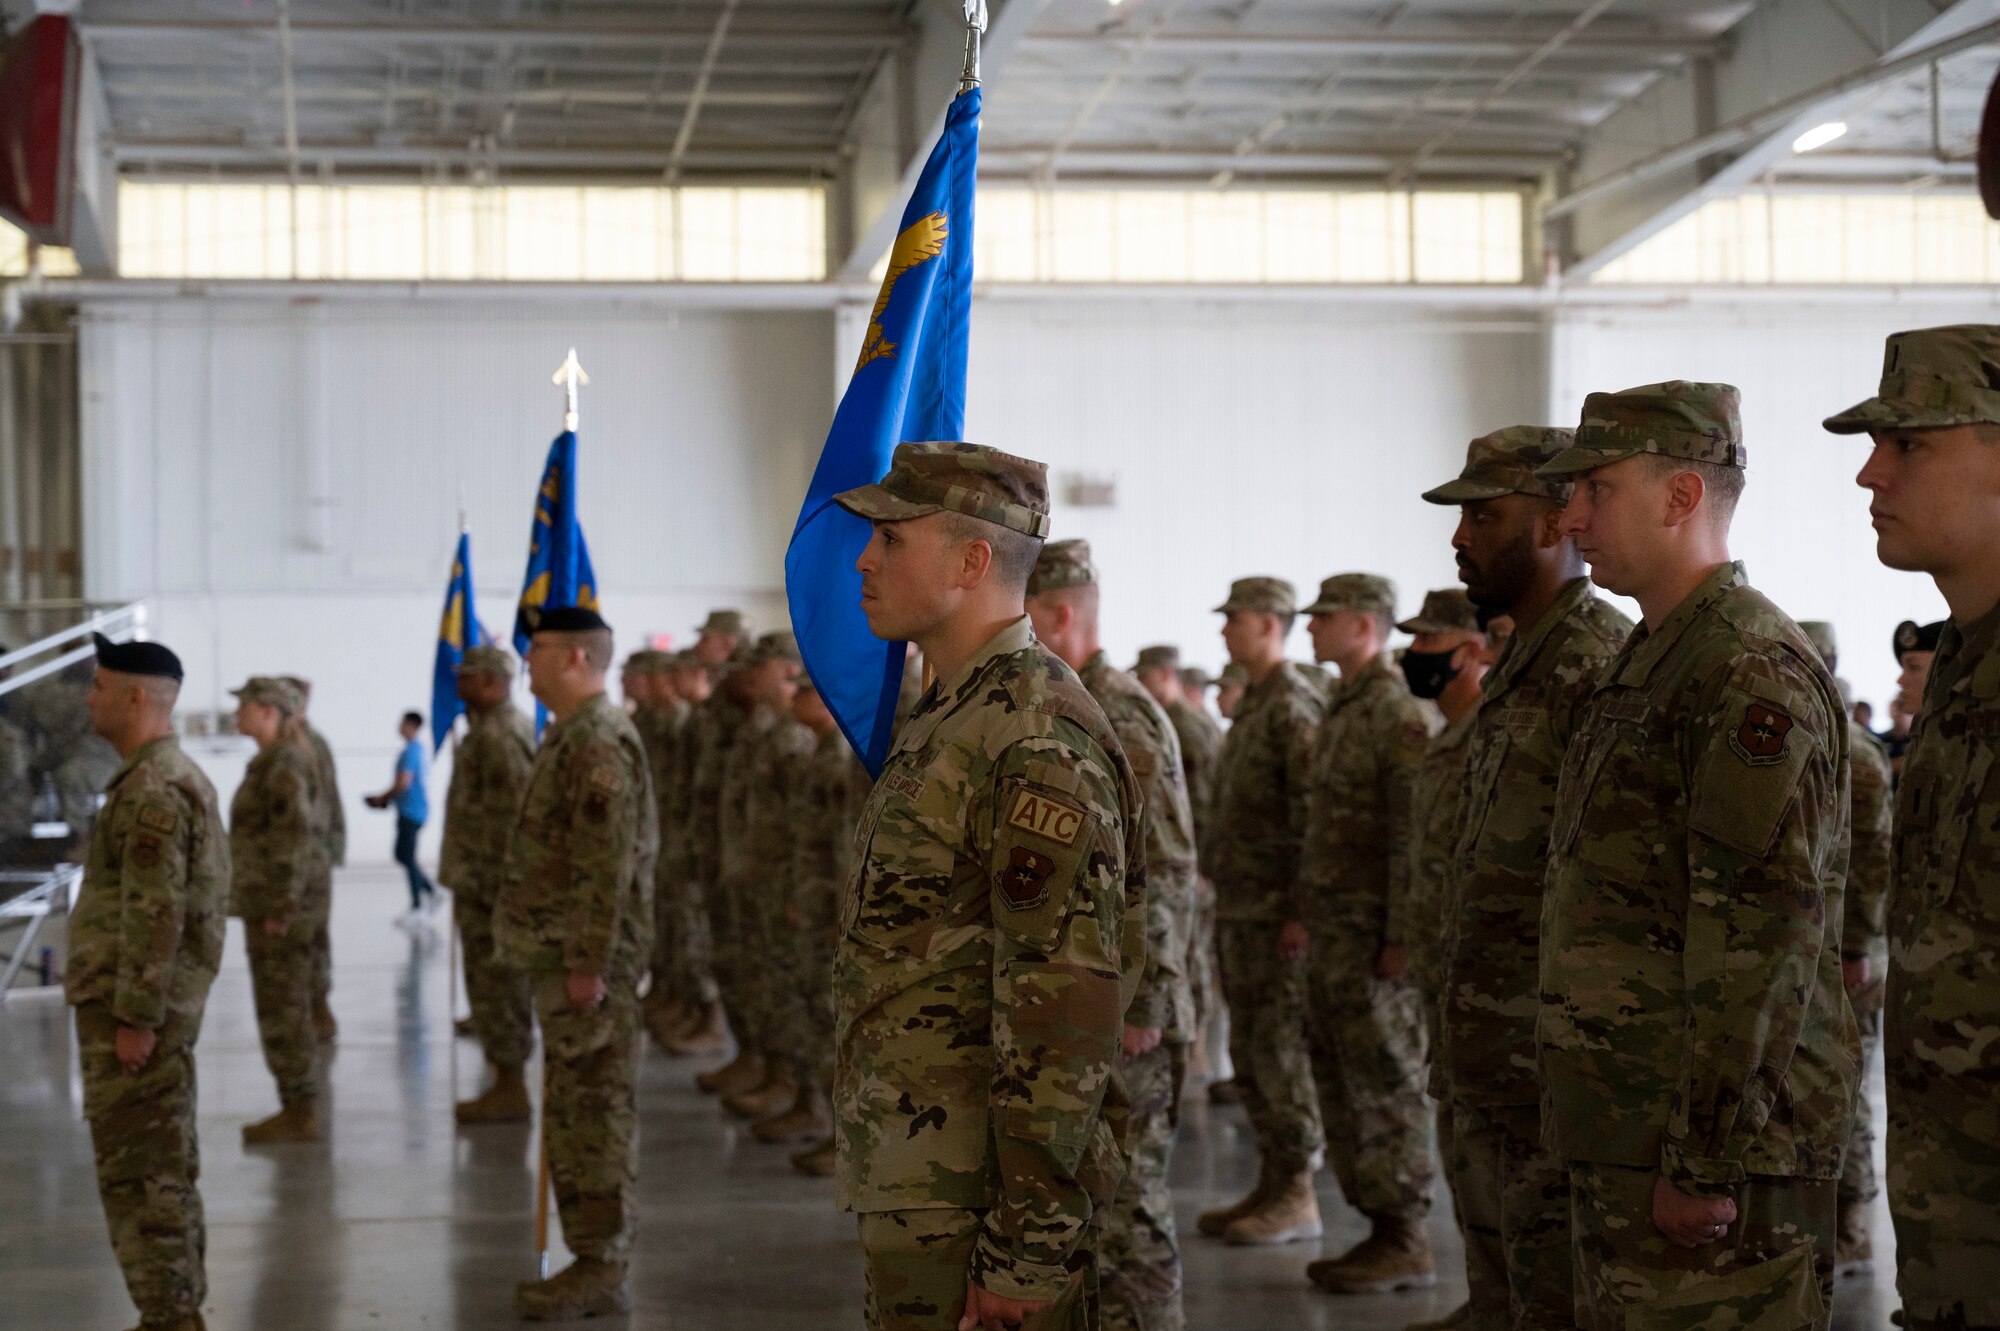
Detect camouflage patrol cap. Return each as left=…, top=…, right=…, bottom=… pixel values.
left=457, top=644, right=517, bottom=677
left=1422, top=426, right=1577, bottom=504
left=1895, top=619, right=1944, bottom=661
left=748, top=630, right=802, bottom=667
left=1179, top=665, right=1212, bottom=692
left=1026, top=539, right=1097, bottom=596
left=834, top=441, right=1052, bottom=539
left=626, top=648, right=675, bottom=676
left=1213, top=577, right=1297, bottom=616
left=1825, top=325, right=2000, bottom=434
left=1538, top=381, right=1746, bottom=477
left=1397, top=588, right=1481, bottom=635
left=695, top=609, right=746, bottom=638
left=1304, top=573, right=1397, bottom=617
left=1798, top=621, right=1838, bottom=669
left=667, top=649, right=705, bottom=672
left=1218, top=663, right=1249, bottom=687
left=231, top=675, right=303, bottom=716
left=1134, top=644, right=1181, bottom=672
left=279, top=674, right=313, bottom=702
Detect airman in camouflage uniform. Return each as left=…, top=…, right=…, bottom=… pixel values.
left=495, top=606, right=659, bottom=1320
left=783, top=678, right=872, bottom=1175
left=659, top=642, right=728, bottom=1054
left=1215, top=663, right=1249, bottom=721
left=1030, top=541, right=1199, bottom=1331
left=67, top=635, right=228, bottom=1331
left=228, top=675, right=329, bottom=1144
left=1422, top=425, right=1630, bottom=1331
left=439, top=645, right=537, bottom=1124
left=832, top=443, right=1141, bottom=1331
left=1197, top=576, right=1328, bottom=1247
left=690, top=643, right=766, bottom=1091
left=1396, top=591, right=1484, bottom=1009
left=1830, top=325, right=2000, bottom=1331
left=625, top=650, right=690, bottom=1045
left=281, top=676, right=344, bottom=1044
left=1294, top=572, right=1442, bottom=1292
left=1538, top=384, right=1856, bottom=1331
left=0, top=712, right=30, bottom=850
left=1797, top=621, right=1896, bottom=1274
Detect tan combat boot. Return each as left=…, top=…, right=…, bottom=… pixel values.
left=664, top=1001, right=730, bottom=1056
left=1835, top=1198, right=1874, bottom=1277
left=724, top=1067, right=799, bottom=1120
left=1306, top=1214, right=1437, bottom=1293
left=643, top=997, right=690, bottom=1049
left=1207, top=1078, right=1244, bottom=1105
left=753, top=1085, right=829, bottom=1144
left=791, top=1136, right=837, bottom=1177
left=514, top=1255, right=631, bottom=1321
left=696, top=1050, right=764, bottom=1096
left=242, top=1106, right=321, bottom=1145
left=312, top=1000, right=338, bottom=1044
left=1402, top=1303, right=1469, bottom=1331
left=1224, top=1171, right=1323, bottom=1246
left=1197, top=1163, right=1274, bottom=1238
left=455, top=1064, right=532, bottom=1124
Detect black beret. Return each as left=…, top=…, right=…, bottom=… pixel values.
left=1894, top=619, right=1945, bottom=660
left=526, top=605, right=611, bottom=635
left=93, top=632, right=183, bottom=682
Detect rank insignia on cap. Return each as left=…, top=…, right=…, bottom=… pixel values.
left=1731, top=702, right=1795, bottom=766
left=1006, top=787, right=1085, bottom=847
left=1002, top=846, right=1057, bottom=910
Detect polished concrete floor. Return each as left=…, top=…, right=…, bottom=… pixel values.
left=2, top=868, right=1900, bottom=1330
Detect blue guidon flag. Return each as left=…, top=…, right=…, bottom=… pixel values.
left=429, top=529, right=485, bottom=752
left=784, top=85, right=980, bottom=776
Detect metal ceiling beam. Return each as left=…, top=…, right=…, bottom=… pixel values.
left=1018, top=27, right=1718, bottom=61
left=977, top=147, right=1557, bottom=177
left=108, top=140, right=839, bottom=172
left=664, top=0, right=739, bottom=185
left=1554, top=0, right=2000, bottom=276
left=105, top=83, right=847, bottom=109
left=79, top=14, right=910, bottom=53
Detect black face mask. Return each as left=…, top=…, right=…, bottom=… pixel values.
left=1400, top=648, right=1461, bottom=701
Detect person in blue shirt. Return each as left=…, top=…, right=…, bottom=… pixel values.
left=366, top=711, right=436, bottom=916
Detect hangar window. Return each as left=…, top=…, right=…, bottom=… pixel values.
left=0, top=220, right=78, bottom=277
left=973, top=187, right=1525, bottom=284
left=1592, top=192, right=2000, bottom=283
left=114, top=182, right=828, bottom=282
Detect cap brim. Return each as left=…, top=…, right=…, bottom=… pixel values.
left=1535, top=444, right=1638, bottom=478
left=833, top=484, right=942, bottom=524
left=1821, top=397, right=1991, bottom=435
left=1421, top=477, right=1515, bottom=504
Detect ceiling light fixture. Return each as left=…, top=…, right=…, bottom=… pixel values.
left=1791, top=121, right=1848, bottom=154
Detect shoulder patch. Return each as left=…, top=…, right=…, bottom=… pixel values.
left=587, top=766, right=625, bottom=795
left=130, top=836, right=163, bottom=870
left=1006, top=785, right=1087, bottom=847
left=1731, top=702, right=1794, bottom=766
left=1002, top=846, right=1058, bottom=910
left=137, top=805, right=178, bottom=835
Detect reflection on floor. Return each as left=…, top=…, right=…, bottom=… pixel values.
left=0, top=869, right=1898, bottom=1329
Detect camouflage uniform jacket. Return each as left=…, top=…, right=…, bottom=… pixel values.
left=438, top=702, right=535, bottom=902
left=1539, top=562, right=1858, bottom=1198
left=834, top=617, right=1142, bottom=1303
left=1408, top=709, right=1475, bottom=993
left=719, top=705, right=776, bottom=886
left=65, top=736, right=230, bottom=1032
left=1443, top=576, right=1629, bottom=1107
left=302, top=722, right=346, bottom=867
left=494, top=693, right=659, bottom=980
left=1887, top=599, right=2000, bottom=1153
left=746, top=712, right=816, bottom=889
left=689, top=694, right=752, bottom=889
left=1843, top=720, right=1893, bottom=965
left=648, top=699, right=692, bottom=885
left=1166, top=697, right=1222, bottom=848
left=0, top=716, right=30, bottom=838
left=792, top=728, right=871, bottom=937
left=227, top=739, right=322, bottom=923
left=1083, top=651, right=1197, bottom=1043
left=1298, top=653, right=1437, bottom=955
left=1199, top=661, right=1324, bottom=922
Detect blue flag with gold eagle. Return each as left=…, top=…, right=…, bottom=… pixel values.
left=513, top=429, right=600, bottom=656
left=430, top=530, right=486, bottom=753
left=785, top=85, right=979, bottom=776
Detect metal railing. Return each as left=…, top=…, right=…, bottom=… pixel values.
left=0, top=865, right=77, bottom=997
left=0, top=601, right=146, bottom=700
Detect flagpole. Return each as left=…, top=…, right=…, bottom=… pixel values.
left=961, top=1, right=986, bottom=92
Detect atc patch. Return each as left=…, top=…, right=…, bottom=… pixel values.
left=1002, top=846, right=1057, bottom=910
left=137, top=805, right=178, bottom=835
left=1731, top=701, right=1795, bottom=767
left=1005, top=787, right=1086, bottom=847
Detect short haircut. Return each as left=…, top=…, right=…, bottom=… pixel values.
left=1273, top=611, right=1297, bottom=637
left=542, top=628, right=615, bottom=672
left=401, top=710, right=423, bottom=729
left=1642, top=453, right=1743, bottom=526
left=135, top=674, right=180, bottom=711
left=937, top=511, right=1044, bottom=594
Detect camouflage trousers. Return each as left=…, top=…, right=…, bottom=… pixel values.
left=1450, top=1100, right=1572, bottom=1331
left=1303, top=956, right=1434, bottom=1221
left=533, top=974, right=641, bottom=1261
left=456, top=891, right=534, bottom=1068
left=305, top=865, right=333, bottom=1016
left=857, top=1209, right=1098, bottom=1331
left=645, top=864, right=719, bottom=1014
left=1886, top=1061, right=2000, bottom=1329
left=244, top=915, right=319, bottom=1111
left=75, top=1005, right=206, bottom=1324
left=1215, top=919, right=1324, bottom=1175
left=1101, top=1040, right=1187, bottom=1331
left=1188, top=878, right=1218, bottom=1044
left=770, top=916, right=837, bottom=1087
left=1837, top=1009, right=1879, bottom=1207
left=1569, top=1162, right=1834, bottom=1331
left=706, top=870, right=771, bottom=1055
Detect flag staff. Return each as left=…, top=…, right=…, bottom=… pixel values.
left=961, top=1, right=987, bottom=92
left=553, top=348, right=588, bottom=432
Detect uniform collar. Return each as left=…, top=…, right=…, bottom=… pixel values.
left=895, top=616, right=1036, bottom=756
left=108, top=734, right=179, bottom=792
left=1610, top=561, right=1746, bottom=689
left=554, top=691, right=613, bottom=733
left=1333, top=652, right=1394, bottom=702
left=1939, top=597, right=2000, bottom=702
left=1485, top=576, right=1595, bottom=700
